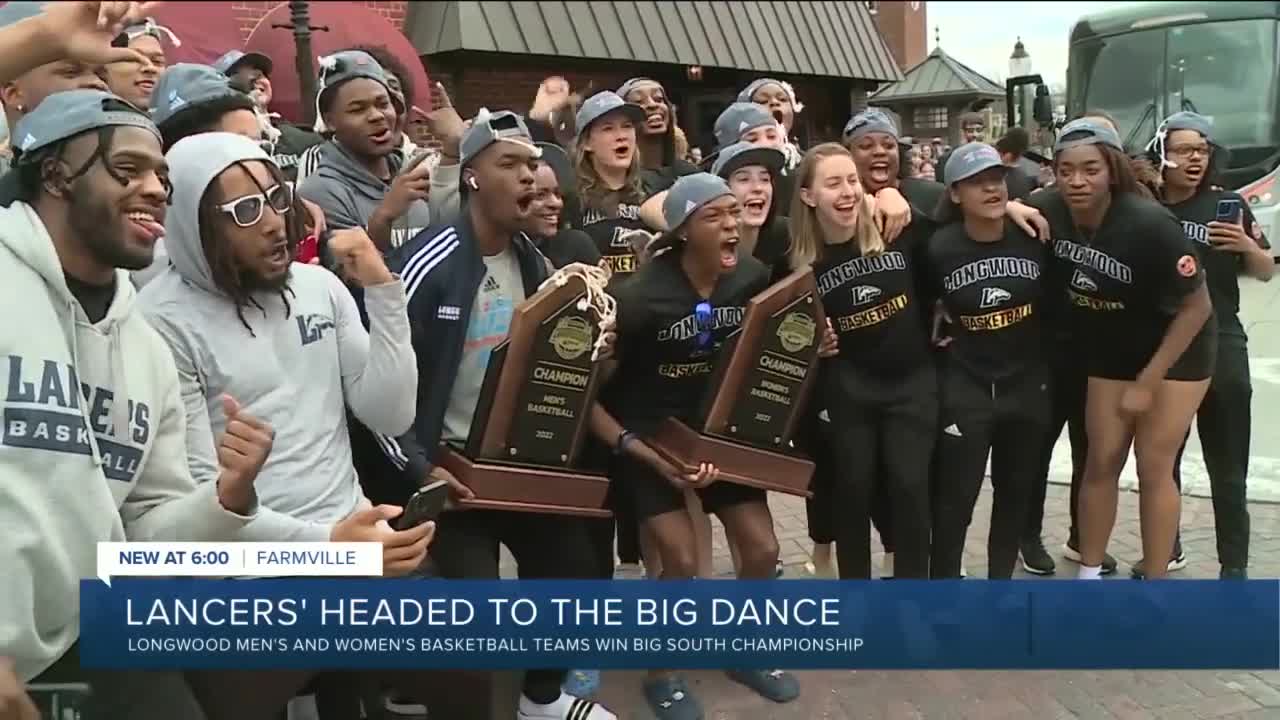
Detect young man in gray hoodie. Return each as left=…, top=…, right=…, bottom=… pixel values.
left=299, top=50, right=457, bottom=251
left=1, top=88, right=273, bottom=717
left=137, top=132, right=436, bottom=717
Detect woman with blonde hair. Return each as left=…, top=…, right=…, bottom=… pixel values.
left=570, top=90, right=654, bottom=279
left=786, top=143, right=939, bottom=579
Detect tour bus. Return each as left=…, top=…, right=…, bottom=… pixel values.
left=1067, top=1, right=1280, bottom=259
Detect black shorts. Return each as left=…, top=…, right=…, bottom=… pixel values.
left=1090, top=316, right=1217, bottom=382
left=613, top=453, right=766, bottom=522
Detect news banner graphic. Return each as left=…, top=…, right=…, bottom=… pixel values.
left=82, top=542, right=1280, bottom=671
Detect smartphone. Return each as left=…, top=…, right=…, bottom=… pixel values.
left=28, top=683, right=91, bottom=719
left=393, top=479, right=450, bottom=530
left=295, top=233, right=319, bottom=265
left=1216, top=197, right=1242, bottom=224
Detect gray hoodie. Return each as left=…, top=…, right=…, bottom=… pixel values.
left=0, top=200, right=253, bottom=681
left=299, top=140, right=458, bottom=247
left=138, top=133, right=418, bottom=542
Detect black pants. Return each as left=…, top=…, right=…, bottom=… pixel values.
left=825, top=363, right=938, bottom=579
left=933, top=365, right=1050, bottom=579
left=430, top=509, right=597, bottom=704
left=1179, top=333, right=1252, bottom=570
left=1025, top=357, right=1088, bottom=544
left=31, top=642, right=205, bottom=719
left=805, top=415, right=837, bottom=544
left=807, top=428, right=896, bottom=550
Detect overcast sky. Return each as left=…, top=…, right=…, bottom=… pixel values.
left=927, top=1, right=1116, bottom=87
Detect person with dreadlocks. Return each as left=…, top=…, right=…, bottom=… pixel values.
left=103, top=16, right=178, bottom=109
left=1137, top=111, right=1272, bottom=580
left=128, top=63, right=330, bottom=289
left=136, top=132, right=435, bottom=718
left=1, top=88, right=275, bottom=718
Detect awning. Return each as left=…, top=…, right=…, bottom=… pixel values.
left=407, top=1, right=902, bottom=83
left=0, top=1, right=241, bottom=67
left=244, top=2, right=431, bottom=124
left=870, top=47, right=1004, bottom=104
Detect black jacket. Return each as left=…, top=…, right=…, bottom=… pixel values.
left=372, top=210, right=554, bottom=498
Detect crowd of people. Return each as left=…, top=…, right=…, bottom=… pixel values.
left=0, top=2, right=1273, bottom=720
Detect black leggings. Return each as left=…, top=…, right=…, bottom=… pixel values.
left=1025, top=357, right=1088, bottom=545
left=825, top=364, right=938, bottom=579
left=933, top=365, right=1049, bottom=579
left=1176, top=332, right=1251, bottom=569
left=430, top=509, right=598, bottom=704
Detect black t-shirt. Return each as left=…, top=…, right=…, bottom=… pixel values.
left=574, top=173, right=665, bottom=278
left=65, top=273, right=116, bottom=324
left=925, top=219, right=1047, bottom=381
left=812, top=211, right=936, bottom=378
left=1166, top=188, right=1269, bottom=333
left=1027, top=189, right=1212, bottom=380
left=535, top=227, right=602, bottom=269
left=603, top=249, right=771, bottom=435
left=640, top=160, right=700, bottom=195
left=752, top=216, right=791, bottom=271
left=900, top=177, right=945, bottom=221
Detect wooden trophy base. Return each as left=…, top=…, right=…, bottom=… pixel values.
left=437, top=447, right=612, bottom=518
left=647, top=418, right=814, bottom=497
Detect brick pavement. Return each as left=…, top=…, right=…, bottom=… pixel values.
left=587, top=484, right=1280, bottom=719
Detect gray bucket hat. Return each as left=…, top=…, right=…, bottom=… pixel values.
left=663, top=172, right=734, bottom=230
left=151, top=64, right=246, bottom=127
left=460, top=109, right=540, bottom=167
left=943, top=142, right=1006, bottom=186
left=1054, top=118, right=1125, bottom=154
left=574, top=91, right=646, bottom=141
left=14, top=89, right=158, bottom=157
left=713, top=102, right=775, bottom=149
left=712, top=141, right=784, bottom=179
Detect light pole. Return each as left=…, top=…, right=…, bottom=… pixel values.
left=272, top=0, right=328, bottom=127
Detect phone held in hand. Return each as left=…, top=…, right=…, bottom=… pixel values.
left=28, top=683, right=90, bottom=719
left=1216, top=197, right=1242, bottom=224
left=295, top=233, right=319, bottom=265
left=393, top=479, right=450, bottom=531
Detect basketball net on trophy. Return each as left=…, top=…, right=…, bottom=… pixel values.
left=538, top=262, right=616, bottom=361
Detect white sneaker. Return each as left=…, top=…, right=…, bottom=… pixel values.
left=517, top=692, right=616, bottom=719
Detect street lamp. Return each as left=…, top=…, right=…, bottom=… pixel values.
left=1009, top=37, right=1032, bottom=78
left=1009, top=38, right=1033, bottom=128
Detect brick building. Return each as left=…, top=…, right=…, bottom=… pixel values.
left=865, top=1, right=929, bottom=71
left=222, top=1, right=903, bottom=152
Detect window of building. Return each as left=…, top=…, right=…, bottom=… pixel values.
left=913, top=106, right=948, bottom=128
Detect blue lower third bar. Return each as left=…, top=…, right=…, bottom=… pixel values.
left=78, top=579, right=1280, bottom=671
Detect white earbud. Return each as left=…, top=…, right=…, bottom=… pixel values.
left=467, top=176, right=479, bottom=191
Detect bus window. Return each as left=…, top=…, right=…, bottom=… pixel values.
left=1166, top=19, right=1278, bottom=150
left=1070, top=27, right=1164, bottom=144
